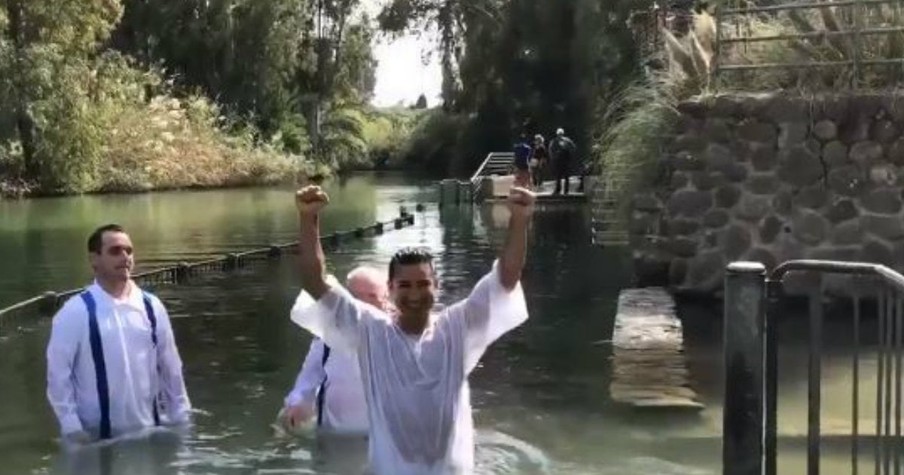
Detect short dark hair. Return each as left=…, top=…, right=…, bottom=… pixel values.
left=88, top=224, right=126, bottom=254
left=389, top=247, right=434, bottom=280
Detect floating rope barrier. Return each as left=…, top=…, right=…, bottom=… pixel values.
left=0, top=206, right=419, bottom=328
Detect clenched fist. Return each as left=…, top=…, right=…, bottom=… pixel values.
left=295, top=185, right=330, bottom=216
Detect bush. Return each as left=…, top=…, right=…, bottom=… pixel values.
left=360, top=107, right=424, bottom=169
left=1, top=51, right=305, bottom=196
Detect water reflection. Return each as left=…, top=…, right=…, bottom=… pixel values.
left=52, top=430, right=184, bottom=475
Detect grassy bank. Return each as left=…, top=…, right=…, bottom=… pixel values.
left=0, top=56, right=319, bottom=199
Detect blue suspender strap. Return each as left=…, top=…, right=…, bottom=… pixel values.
left=141, top=292, right=161, bottom=427
left=142, top=293, right=158, bottom=347
left=81, top=291, right=112, bottom=440
left=315, top=344, right=332, bottom=427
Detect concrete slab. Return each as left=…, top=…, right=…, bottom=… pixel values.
left=610, top=287, right=704, bottom=411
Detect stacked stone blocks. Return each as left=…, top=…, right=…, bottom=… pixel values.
left=630, top=93, right=904, bottom=292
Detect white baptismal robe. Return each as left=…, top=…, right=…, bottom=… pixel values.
left=291, top=262, right=528, bottom=475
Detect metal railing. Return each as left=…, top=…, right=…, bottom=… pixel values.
left=470, top=152, right=513, bottom=186
left=0, top=207, right=420, bottom=329
left=714, top=0, right=904, bottom=88
left=724, top=259, right=904, bottom=475
left=627, top=4, right=696, bottom=69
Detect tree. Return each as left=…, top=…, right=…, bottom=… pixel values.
left=108, top=0, right=376, bottom=148
left=379, top=0, right=649, bottom=175
left=0, top=0, right=123, bottom=187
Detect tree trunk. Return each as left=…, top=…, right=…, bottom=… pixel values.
left=5, top=0, right=37, bottom=179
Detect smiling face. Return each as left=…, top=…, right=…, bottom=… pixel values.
left=90, top=230, right=134, bottom=283
left=389, top=262, right=436, bottom=322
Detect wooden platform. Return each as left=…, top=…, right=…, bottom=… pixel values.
left=609, top=288, right=704, bottom=411
left=482, top=175, right=587, bottom=203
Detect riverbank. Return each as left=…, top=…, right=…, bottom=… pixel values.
left=0, top=152, right=327, bottom=199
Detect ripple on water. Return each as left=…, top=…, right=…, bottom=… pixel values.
left=475, top=429, right=552, bottom=474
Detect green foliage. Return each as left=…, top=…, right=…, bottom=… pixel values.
left=0, top=0, right=382, bottom=196
left=381, top=0, right=650, bottom=177
left=359, top=107, right=424, bottom=169
left=593, top=12, right=714, bottom=217
left=317, top=104, right=368, bottom=171
left=0, top=0, right=309, bottom=196
left=395, top=109, right=470, bottom=174
left=596, top=5, right=904, bottom=216
left=593, top=81, right=679, bottom=216
left=111, top=0, right=377, bottom=140
left=717, top=3, right=904, bottom=90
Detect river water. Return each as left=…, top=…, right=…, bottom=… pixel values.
left=0, top=173, right=876, bottom=474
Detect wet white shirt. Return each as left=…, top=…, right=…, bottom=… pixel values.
left=291, top=262, right=528, bottom=475
left=46, top=282, right=192, bottom=439
left=285, top=338, right=369, bottom=435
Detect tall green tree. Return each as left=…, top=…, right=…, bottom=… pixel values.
left=0, top=0, right=123, bottom=188
left=108, top=0, right=377, bottom=167
left=380, top=0, right=648, bottom=175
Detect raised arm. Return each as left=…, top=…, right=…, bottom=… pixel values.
left=292, top=186, right=375, bottom=352
left=296, top=186, right=331, bottom=300
left=498, top=187, right=536, bottom=290
left=455, top=187, right=535, bottom=373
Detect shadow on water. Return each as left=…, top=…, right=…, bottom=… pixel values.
left=0, top=175, right=726, bottom=474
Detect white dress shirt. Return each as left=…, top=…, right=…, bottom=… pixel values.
left=291, top=261, right=528, bottom=475
left=46, top=281, right=191, bottom=440
left=284, top=338, right=369, bottom=435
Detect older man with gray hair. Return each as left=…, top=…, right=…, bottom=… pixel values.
left=549, top=127, right=577, bottom=195
left=279, top=266, right=390, bottom=435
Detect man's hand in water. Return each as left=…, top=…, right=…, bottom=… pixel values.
left=506, top=187, right=536, bottom=220
left=296, top=185, right=330, bottom=216
left=63, top=430, right=92, bottom=446
left=283, top=403, right=315, bottom=430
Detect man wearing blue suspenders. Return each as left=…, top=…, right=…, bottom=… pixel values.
left=280, top=266, right=390, bottom=436
left=46, top=224, right=192, bottom=445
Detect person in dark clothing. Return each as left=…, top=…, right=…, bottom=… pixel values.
left=548, top=128, right=576, bottom=195
left=530, top=134, right=548, bottom=189
left=512, top=134, right=533, bottom=188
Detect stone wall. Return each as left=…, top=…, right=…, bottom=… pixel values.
left=631, top=93, right=904, bottom=293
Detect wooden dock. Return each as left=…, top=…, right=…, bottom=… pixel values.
left=482, top=175, right=586, bottom=203
left=609, top=288, right=703, bottom=411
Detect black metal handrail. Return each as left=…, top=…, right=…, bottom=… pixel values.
left=771, top=260, right=904, bottom=292
left=725, top=259, right=904, bottom=475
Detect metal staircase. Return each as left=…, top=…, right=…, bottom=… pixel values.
left=470, top=152, right=513, bottom=185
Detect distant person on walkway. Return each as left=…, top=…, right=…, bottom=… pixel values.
left=279, top=266, right=391, bottom=436
left=530, top=134, right=548, bottom=189
left=512, top=133, right=533, bottom=189
left=292, top=184, right=534, bottom=475
left=46, top=224, right=192, bottom=447
left=549, top=128, right=577, bottom=195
